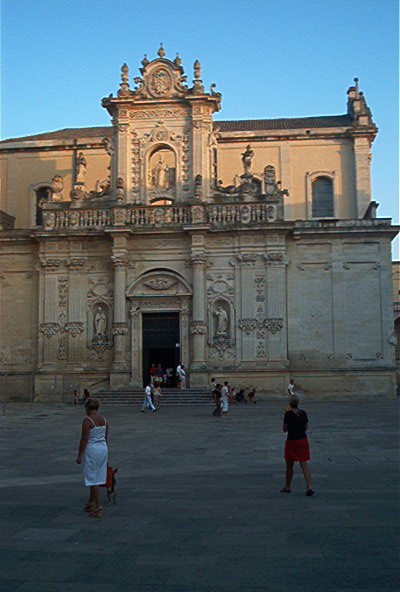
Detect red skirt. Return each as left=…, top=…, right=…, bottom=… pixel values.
left=284, top=438, right=310, bottom=462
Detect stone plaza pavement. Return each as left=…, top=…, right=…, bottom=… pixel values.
left=0, top=398, right=399, bottom=592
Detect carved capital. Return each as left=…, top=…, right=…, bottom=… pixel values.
left=190, top=322, right=207, bottom=335
left=40, top=322, right=60, bottom=337
left=111, top=254, right=128, bottom=269
left=190, top=254, right=207, bottom=267
left=64, top=322, right=84, bottom=337
left=263, top=252, right=289, bottom=266
left=112, top=324, right=129, bottom=336
left=67, top=257, right=86, bottom=271
left=264, top=318, right=284, bottom=334
left=235, top=254, right=257, bottom=266
left=39, top=257, right=62, bottom=269
left=238, top=319, right=257, bottom=333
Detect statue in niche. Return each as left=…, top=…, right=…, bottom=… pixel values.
left=76, top=152, right=87, bottom=184
left=241, top=145, right=254, bottom=176
left=215, top=305, right=229, bottom=336
left=152, top=156, right=169, bottom=188
left=94, top=306, right=107, bottom=339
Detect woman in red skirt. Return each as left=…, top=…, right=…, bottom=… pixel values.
left=281, top=395, right=314, bottom=496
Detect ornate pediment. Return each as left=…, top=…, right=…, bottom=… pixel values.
left=133, top=48, right=188, bottom=99
left=102, top=45, right=221, bottom=110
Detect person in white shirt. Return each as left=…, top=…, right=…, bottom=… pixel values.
left=288, top=379, right=295, bottom=397
left=141, top=381, right=156, bottom=412
left=221, top=381, right=229, bottom=417
left=176, top=363, right=187, bottom=389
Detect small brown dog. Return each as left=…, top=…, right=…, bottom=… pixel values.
left=101, top=465, right=118, bottom=505
left=107, top=467, right=118, bottom=505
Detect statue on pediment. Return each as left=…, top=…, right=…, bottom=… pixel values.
left=75, top=152, right=87, bottom=184
left=242, top=145, right=254, bottom=176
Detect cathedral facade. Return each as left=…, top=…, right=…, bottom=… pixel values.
left=0, top=47, right=398, bottom=399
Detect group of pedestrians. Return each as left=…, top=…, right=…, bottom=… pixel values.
left=76, top=375, right=314, bottom=519
left=210, top=379, right=257, bottom=417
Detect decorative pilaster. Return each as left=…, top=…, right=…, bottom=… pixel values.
left=263, top=245, right=289, bottom=368
left=353, top=136, right=373, bottom=218
left=38, top=257, right=61, bottom=368
left=66, top=257, right=87, bottom=366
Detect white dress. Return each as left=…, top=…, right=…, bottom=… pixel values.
left=83, top=417, right=108, bottom=486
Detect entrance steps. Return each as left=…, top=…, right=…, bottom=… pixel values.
left=95, top=388, right=212, bottom=406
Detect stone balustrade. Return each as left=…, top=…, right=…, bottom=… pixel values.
left=41, top=202, right=279, bottom=230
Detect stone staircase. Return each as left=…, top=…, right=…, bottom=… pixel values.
left=95, top=388, right=212, bottom=406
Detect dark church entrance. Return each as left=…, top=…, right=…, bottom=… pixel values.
left=142, top=312, right=180, bottom=387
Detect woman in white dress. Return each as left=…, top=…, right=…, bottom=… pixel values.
left=76, top=398, right=108, bottom=518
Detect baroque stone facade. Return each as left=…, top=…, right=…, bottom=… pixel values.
left=0, top=47, right=398, bottom=399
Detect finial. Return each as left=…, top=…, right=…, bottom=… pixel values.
left=157, top=43, right=166, bottom=58
left=118, top=63, right=130, bottom=97
left=141, top=54, right=149, bottom=67
left=174, top=53, right=182, bottom=67
left=194, top=59, right=201, bottom=79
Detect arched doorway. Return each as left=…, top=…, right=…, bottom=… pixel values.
left=127, top=270, right=192, bottom=388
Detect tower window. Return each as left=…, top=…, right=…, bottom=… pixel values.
left=312, top=176, right=334, bottom=218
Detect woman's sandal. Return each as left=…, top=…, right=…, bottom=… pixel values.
left=305, top=489, right=315, bottom=496
left=88, top=506, right=103, bottom=518
left=280, top=488, right=291, bottom=493
left=83, top=503, right=95, bottom=512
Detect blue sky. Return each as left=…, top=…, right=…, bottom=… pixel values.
left=1, top=0, right=398, bottom=254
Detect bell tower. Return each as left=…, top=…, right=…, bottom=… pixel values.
left=102, top=45, right=222, bottom=205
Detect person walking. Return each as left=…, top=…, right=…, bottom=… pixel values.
left=212, top=383, right=222, bottom=417
left=177, top=363, right=187, bottom=389
left=221, top=381, right=229, bottom=417
left=280, top=394, right=314, bottom=496
left=287, top=378, right=295, bottom=397
left=76, top=397, right=108, bottom=518
left=141, top=381, right=157, bottom=412
left=153, top=381, right=162, bottom=409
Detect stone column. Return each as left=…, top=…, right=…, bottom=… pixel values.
left=190, top=253, right=207, bottom=369
left=110, top=234, right=129, bottom=388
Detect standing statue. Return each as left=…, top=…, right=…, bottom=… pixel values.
left=241, top=145, right=254, bottom=175
left=153, top=156, right=169, bottom=188
left=215, top=306, right=229, bottom=335
left=51, top=175, right=64, bottom=201
left=94, top=306, right=107, bottom=338
left=76, top=152, right=87, bottom=184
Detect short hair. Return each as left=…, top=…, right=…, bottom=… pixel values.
left=85, top=397, right=100, bottom=412
left=289, top=395, right=299, bottom=408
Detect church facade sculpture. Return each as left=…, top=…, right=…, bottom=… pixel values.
left=0, top=48, right=397, bottom=399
